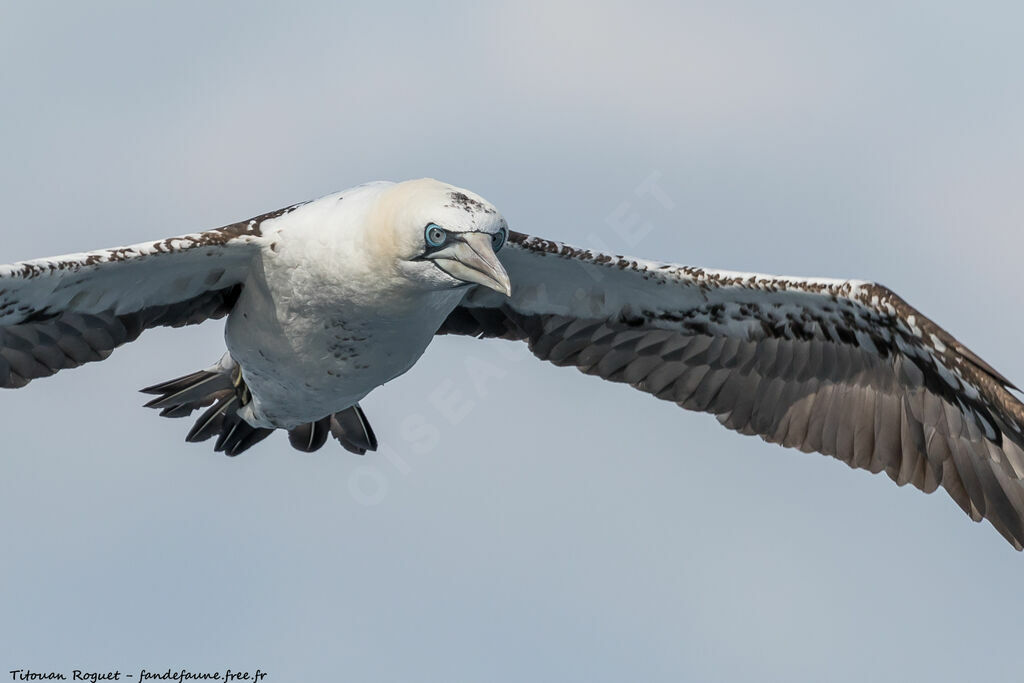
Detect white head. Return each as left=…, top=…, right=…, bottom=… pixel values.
left=369, top=178, right=512, bottom=296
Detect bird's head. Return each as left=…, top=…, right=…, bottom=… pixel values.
left=375, top=178, right=512, bottom=297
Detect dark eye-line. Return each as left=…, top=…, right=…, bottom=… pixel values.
left=425, top=223, right=447, bottom=247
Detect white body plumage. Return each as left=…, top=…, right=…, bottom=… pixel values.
left=226, top=180, right=503, bottom=428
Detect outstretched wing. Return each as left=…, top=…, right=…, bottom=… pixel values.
left=0, top=205, right=297, bottom=389
left=439, top=232, right=1024, bottom=549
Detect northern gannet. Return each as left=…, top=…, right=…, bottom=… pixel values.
left=3, top=178, right=1024, bottom=549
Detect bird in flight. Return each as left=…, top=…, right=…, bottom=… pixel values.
left=3, top=178, right=1024, bottom=548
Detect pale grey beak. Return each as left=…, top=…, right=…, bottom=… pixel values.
left=427, top=232, right=512, bottom=296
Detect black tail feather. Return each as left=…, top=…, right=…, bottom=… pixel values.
left=186, top=394, right=238, bottom=443
left=330, top=404, right=378, bottom=454
left=143, top=364, right=380, bottom=457
left=142, top=370, right=232, bottom=414
left=288, top=416, right=331, bottom=452
left=214, top=410, right=274, bottom=456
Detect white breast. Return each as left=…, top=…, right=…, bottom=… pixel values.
left=221, top=189, right=465, bottom=429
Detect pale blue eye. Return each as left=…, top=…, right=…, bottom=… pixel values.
left=425, top=223, right=447, bottom=247
left=491, top=227, right=508, bottom=252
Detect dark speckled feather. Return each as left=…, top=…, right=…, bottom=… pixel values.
left=437, top=231, right=1024, bottom=549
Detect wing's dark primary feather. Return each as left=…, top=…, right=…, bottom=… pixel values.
left=439, top=231, right=1024, bottom=549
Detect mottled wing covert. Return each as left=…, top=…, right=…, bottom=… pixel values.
left=439, top=232, right=1024, bottom=549
left=0, top=205, right=301, bottom=388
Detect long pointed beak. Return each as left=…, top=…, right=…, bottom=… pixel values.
left=426, top=232, right=512, bottom=296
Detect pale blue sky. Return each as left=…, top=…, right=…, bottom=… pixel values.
left=3, top=2, right=1024, bottom=681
